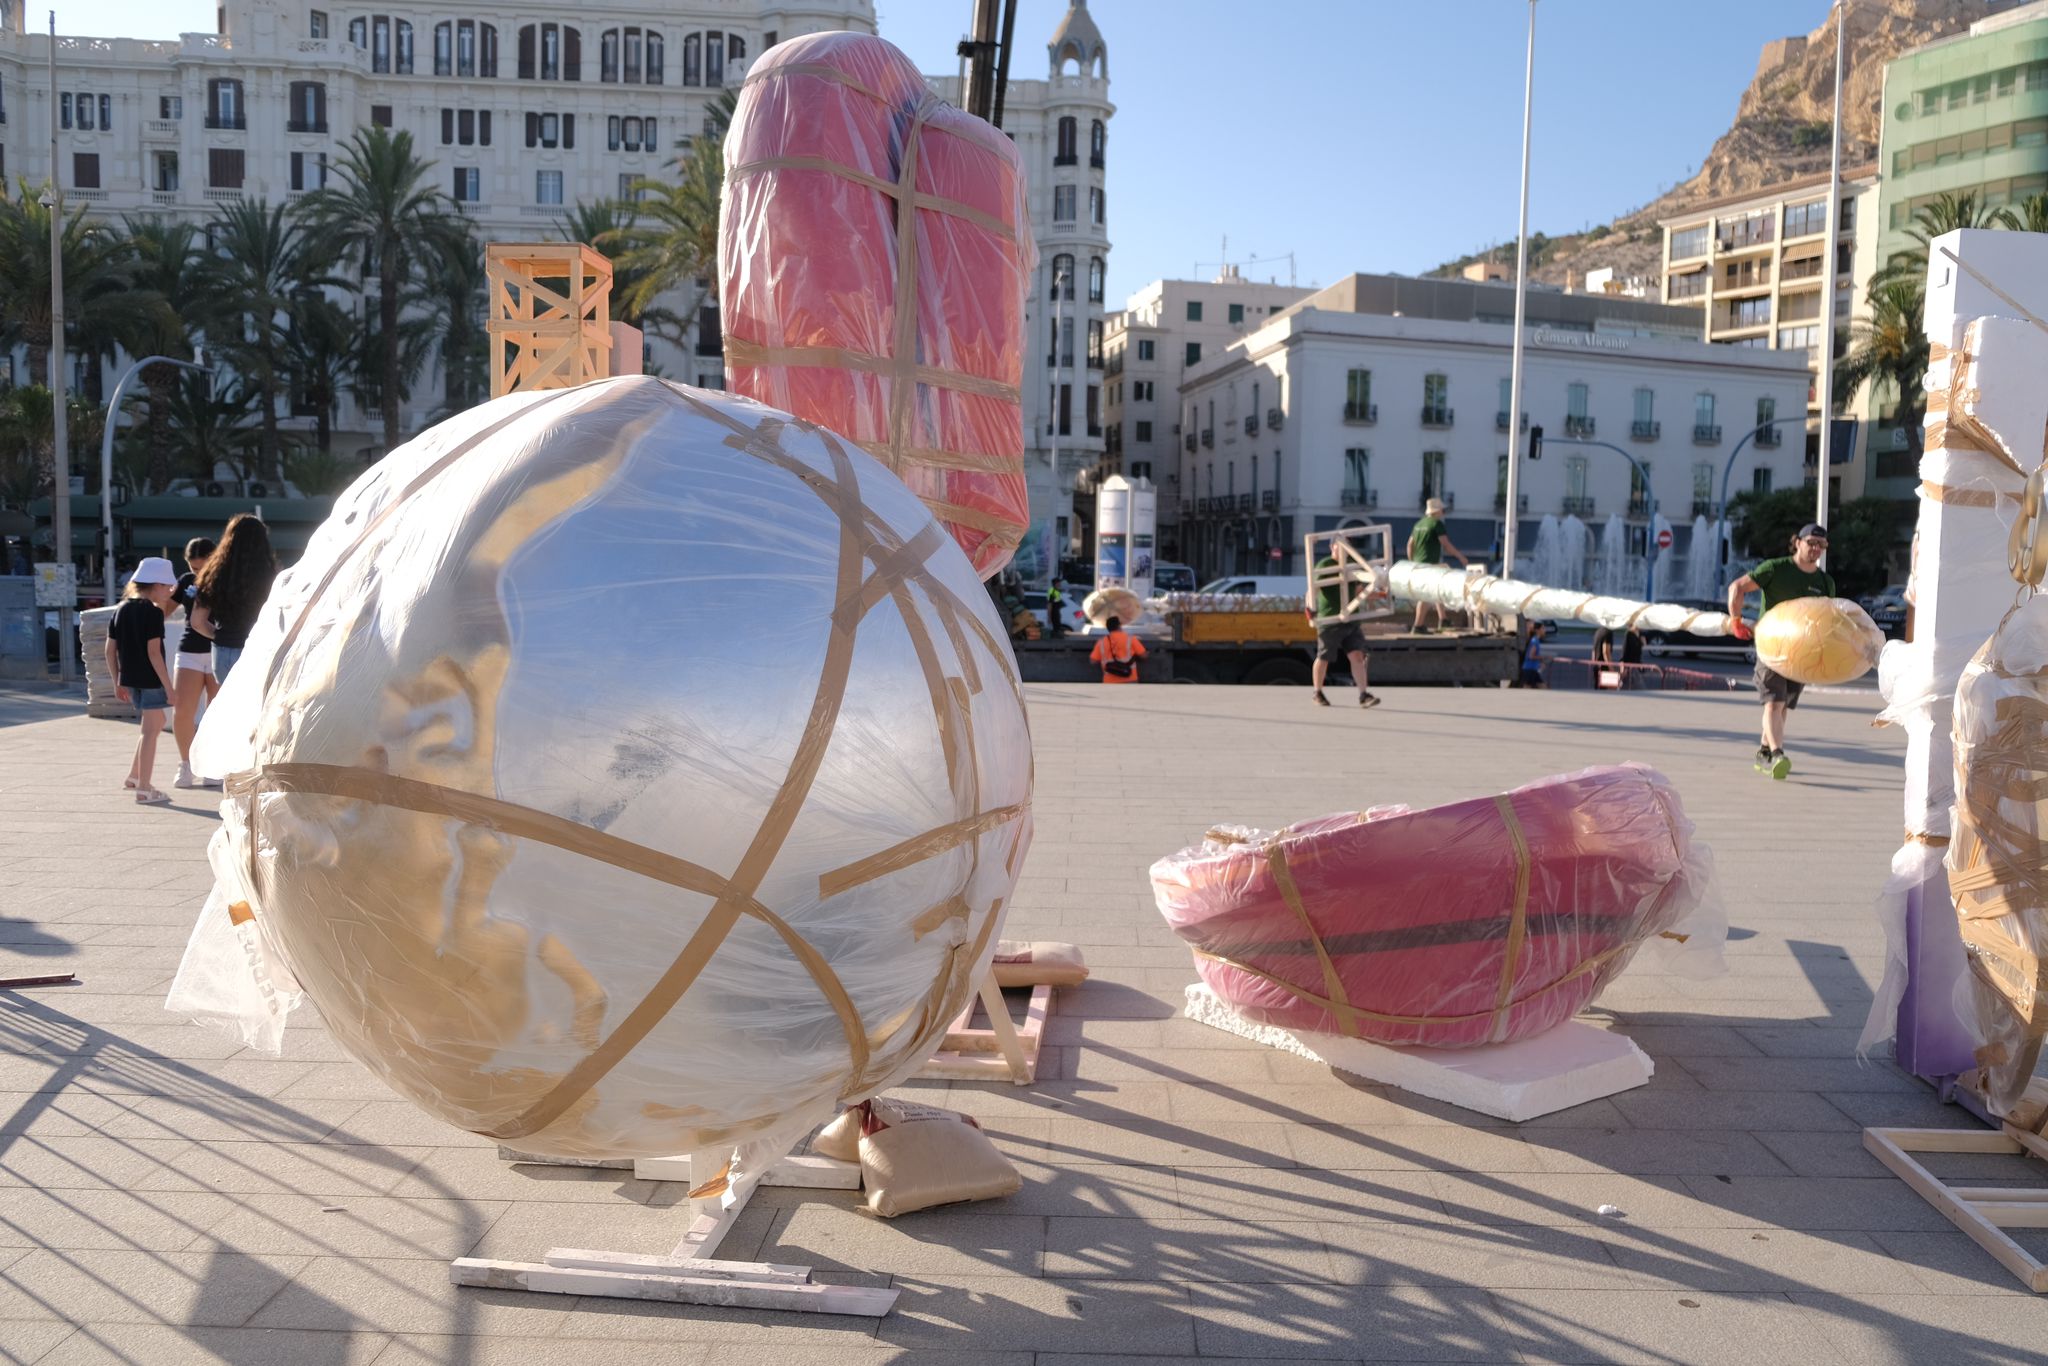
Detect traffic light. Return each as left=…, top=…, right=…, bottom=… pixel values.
left=1528, top=424, right=1543, bottom=461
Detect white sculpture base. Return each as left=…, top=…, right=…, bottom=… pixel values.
left=1183, top=984, right=1653, bottom=1123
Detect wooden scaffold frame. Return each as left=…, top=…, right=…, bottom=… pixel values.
left=486, top=242, right=615, bottom=398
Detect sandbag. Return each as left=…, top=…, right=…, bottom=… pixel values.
left=859, top=1103, right=1018, bottom=1217
left=721, top=31, right=1034, bottom=580
left=991, top=939, right=1088, bottom=988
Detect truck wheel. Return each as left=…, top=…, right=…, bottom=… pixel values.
left=1244, top=658, right=1312, bottom=686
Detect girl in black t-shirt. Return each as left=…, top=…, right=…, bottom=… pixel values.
left=106, top=557, right=180, bottom=805
left=191, top=513, right=278, bottom=684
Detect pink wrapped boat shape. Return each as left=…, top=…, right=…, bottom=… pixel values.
left=1150, top=765, right=1722, bottom=1049
left=720, top=31, right=1034, bottom=580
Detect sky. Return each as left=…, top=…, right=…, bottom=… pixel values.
left=71, top=0, right=1839, bottom=303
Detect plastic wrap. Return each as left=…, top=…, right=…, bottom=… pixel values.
left=1150, top=765, right=1724, bottom=1049
left=1754, top=597, right=1884, bottom=686
left=1387, top=562, right=1734, bottom=635
left=177, top=376, right=1033, bottom=1159
left=721, top=31, right=1034, bottom=581
left=1157, top=592, right=1305, bottom=614
left=1948, top=595, right=2048, bottom=1112
left=1081, top=586, right=1143, bottom=628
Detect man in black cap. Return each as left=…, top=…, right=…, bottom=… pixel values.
left=1726, top=523, right=1833, bottom=780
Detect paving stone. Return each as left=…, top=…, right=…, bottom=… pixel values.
left=29, top=1326, right=388, bottom=1366
left=0, top=1188, right=235, bottom=1252
left=1674, top=1175, right=1958, bottom=1233
left=1285, top=1125, right=1546, bottom=1174
left=1183, top=1281, right=1518, bottom=1361
left=1520, top=1128, right=1793, bottom=1178
left=877, top=1274, right=1193, bottom=1356
left=167, top=1140, right=429, bottom=1199
left=1043, top=1216, right=1337, bottom=1283
left=763, top=1206, right=1045, bottom=1279
left=1485, top=1288, right=1845, bottom=1365
left=1173, top=1165, right=1442, bottom=1225
left=246, top=1255, right=572, bottom=1335
left=0, top=1247, right=308, bottom=1325
left=200, top=1194, right=508, bottom=1261
left=0, top=1136, right=202, bottom=1192
left=1601, top=1226, right=1927, bottom=1294
left=1786, top=1291, right=2048, bottom=1364
left=1316, top=1222, right=1637, bottom=1290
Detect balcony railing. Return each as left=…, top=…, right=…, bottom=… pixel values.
left=1693, top=423, right=1722, bottom=444
left=1237, top=493, right=1254, bottom=511
left=1780, top=256, right=1825, bottom=282
left=1754, top=424, right=1782, bottom=448
left=1716, top=222, right=1774, bottom=251
left=1244, top=414, right=1259, bottom=436
left=203, top=186, right=243, bottom=201
left=1053, top=153, right=1076, bottom=167
left=1183, top=433, right=1196, bottom=453
left=1564, top=415, right=1595, bottom=437
left=151, top=189, right=178, bottom=205
left=1341, top=486, right=1378, bottom=508
left=286, top=119, right=329, bottom=134
left=1200, top=428, right=1214, bottom=449
left=1420, top=405, right=1454, bottom=428
left=1691, top=498, right=1719, bottom=518
left=1630, top=419, right=1660, bottom=440
left=67, top=188, right=108, bottom=202
left=1497, top=410, right=1528, bottom=432
left=1343, top=401, right=1376, bottom=424
left=144, top=118, right=179, bottom=137
left=1089, top=153, right=1104, bottom=169
left=1562, top=495, right=1596, bottom=516
left=1628, top=496, right=1650, bottom=519
left=1495, top=491, right=1530, bottom=513
left=204, top=114, right=246, bottom=130
left=1261, top=489, right=1279, bottom=510
left=1266, top=407, right=1284, bottom=431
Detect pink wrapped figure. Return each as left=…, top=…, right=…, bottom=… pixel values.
left=721, top=31, right=1034, bottom=580
left=1151, top=765, right=1724, bottom=1049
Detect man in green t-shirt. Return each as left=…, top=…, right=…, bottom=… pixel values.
left=1726, top=522, right=1835, bottom=780
left=1308, top=554, right=1379, bottom=709
left=1407, top=498, right=1471, bottom=632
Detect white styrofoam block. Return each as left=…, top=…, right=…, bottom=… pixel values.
left=1183, top=984, right=1652, bottom=1123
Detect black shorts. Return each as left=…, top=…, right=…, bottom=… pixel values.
left=1754, top=661, right=1803, bottom=708
left=1317, top=623, right=1367, bottom=664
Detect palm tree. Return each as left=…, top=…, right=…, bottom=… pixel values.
left=0, top=181, right=160, bottom=406
left=296, top=128, right=466, bottom=452
left=427, top=232, right=489, bottom=415
left=280, top=293, right=357, bottom=455
left=201, top=197, right=313, bottom=479
left=121, top=217, right=208, bottom=493
left=1835, top=279, right=1930, bottom=447
left=164, top=372, right=261, bottom=485
left=2015, top=191, right=2048, bottom=234
left=1875, top=189, right=2018, bottom=286
left=613, top=90, right=738, bottom=347
left=556, top=199, right=674, bottom=339
left=0, top=386, right=106, bottom=505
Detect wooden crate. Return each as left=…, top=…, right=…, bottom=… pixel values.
left=486, top=242, right=614, bottom=398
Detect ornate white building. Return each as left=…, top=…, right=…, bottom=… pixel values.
left=1, top=0, right=1108, bottom=532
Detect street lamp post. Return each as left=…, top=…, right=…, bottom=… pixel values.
left=1815, top=0, right=1847, bottom=541
left=1500, top=0, right=1538, bottom=578
left=1541, top=434, right=1660, bottom=603
left=44, top=12, right=72, bottom=685
left=99, top=354, right=213, bottom=595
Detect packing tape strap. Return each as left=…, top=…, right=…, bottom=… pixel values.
left=1266, top=840, right=1359, bottom=1037
left=1490, top=794, right=1534, bottom=1041
left=722, top=336, right=1022, bottom=406
left=1921, top=480, right=2016, bottom=508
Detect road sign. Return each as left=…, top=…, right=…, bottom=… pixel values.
left=1655, top=528, right=1673, bottom=550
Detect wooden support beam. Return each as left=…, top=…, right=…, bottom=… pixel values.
left=1867, top=1125, right=2048, bottom=1293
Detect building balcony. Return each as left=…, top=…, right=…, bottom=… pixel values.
left=1261, top=489, right=1279, bottom=510
left=1754, top=425, right=1782, bottom=448
left=1497, top=410, right=1528, bottom=432
left=66, top=188, right=108, bottom=203
left=1564, top=415, right=1595, bottom=438
left=1053, top=153, right=1076, bottom=166
left=1780, top=255, right=1825, bottom=283
left=1421, top=405, right=1454, bottom=428
left=1666, top=275, right=1708, bottom=301
left=1243, top=413, right=1259, bottom=436
left=1200, top=428, right=1214, bottom=449
left=1341, top=486, right=1378, bottom=509
left=1089, top=153, right=1104, bottom=169
left=286, top=119, right=329, bottom=134
left=1628, top=495, right=1650, bottom=519
left=1087, top=355, right=1102, bottom=371
left=204, top=114, right=246, bottom=130
left=1343, top=401, right=1376, bottom=425
left=203, top=186, right=243, bottom=201
left=1184, top=433, right=1196, bottom=453
left=1692, top=498, right=1719, bottom=519
left=1236, top=493, right=1254, bottom=511
left=1630, top=419, right=1660, bottom=441
left=151, top=189, right=178, bottom=206
left=1693, top=423, right=1722, bottom=444
left=1716, top=225, right=1775, bottom=253
left=144, top=118, right=179, bottom=139
left=1495, top=491, right=1530, bottom=513
left=1267, top=407, right=1284, bottom=431
left=1715, top=267, right=1772, bottom=294
left=1562, top=495, right=1596, bottom=516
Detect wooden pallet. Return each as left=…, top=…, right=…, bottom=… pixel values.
left=1865, top=1123, right=2048, bottom=1293
left=916, top=975, right=1051, bottom=1084
left=454, top=1145, right=894, bottom=1315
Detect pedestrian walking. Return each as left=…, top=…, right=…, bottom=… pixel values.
left=1046, top=577, right=1066, bottom=639
left=1408, top=498, right=1471, bottom=633
left=107, top=557, right=179, bottom=806
left=1089, top=615, right=1146, bottom=684
left=190, top=514, right=277, bottom=684
left=1517, top=621, right=1550, bottom=689
left=1727, top=523, right=1833, bottom=780
left=1309, top=548, right=1379, bottom=709
left=171, top=536, right=219, bottom=789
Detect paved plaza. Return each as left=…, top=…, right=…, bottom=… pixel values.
left=2, top=677, right=2044, bottom=1364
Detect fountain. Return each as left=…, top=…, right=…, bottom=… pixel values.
left=1685, top=515, right=1719, bottom=601
left=1558, top=515, right=1589, bottom=591
left=1528, top=514, right=1563, bottom=588
left=1649, top=514, right=1675, bottom=601
left=1597, top=514, right=1632, bottom=597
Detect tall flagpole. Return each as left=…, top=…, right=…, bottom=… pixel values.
left=1500, top=0, right=1537, bottom=577
left=1815, top=0, right=1846, bottom=542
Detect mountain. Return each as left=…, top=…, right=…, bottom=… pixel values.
left=1431, top=0, right=2009, bottom=288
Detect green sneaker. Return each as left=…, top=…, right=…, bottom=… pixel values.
left=1753, top=747, right=1772, bottom=773
left=1769, top=750, right=1791, bottom=781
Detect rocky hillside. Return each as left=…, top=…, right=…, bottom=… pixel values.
left=1432, top=0, right=2004, bottom=287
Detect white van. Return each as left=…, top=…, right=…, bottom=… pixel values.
left=1197, top=575, right=1304, bottom=600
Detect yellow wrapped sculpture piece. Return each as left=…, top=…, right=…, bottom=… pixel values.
left=1754, top=596, right=1885, bottom=687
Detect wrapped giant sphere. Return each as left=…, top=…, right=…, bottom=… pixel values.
left=1083, top=586, right=1144, bottom=628
left=190, top=377, right=1033, bottom=1159
left=1754, top=596, right=1885, bottom=686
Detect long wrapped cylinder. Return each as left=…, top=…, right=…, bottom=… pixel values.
left=1948, top=595, right=2048, bottom=1114
left=1388, top=561, right=1735, bottom=635
left=1150, top=765, right=1725, bottom=1049
left=177, top=376, right=1033, bottom=1159
left=721, top=31, right=1035, bottom=581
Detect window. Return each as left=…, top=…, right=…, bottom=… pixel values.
left=1756, top=395, right=1776, bottom=431
left=1087, top=319, right=1104, bottom=366
left=1135, top=420, right=1152, bottom=442
left=1634, top=387, right=1654, bottom=423
left=1346, top=368, right=1371, bottom=417
left=526, top=112, right=572, bottom=148
left=1136, top=339, right=1154, bottom=361
left=706, top=30, right=724, bottom=85
left=601, top=29, right=619, bottom=82
left=683, top=33, right=701, bottom=85
left=1090, top=118, right=1105, bottom=168
left=625, top=27, right=644, bottom=83
left=536, top=169, right=564, bottom=205
left=160, top=95, right=182, bottom=119
left=480, top=111, right=492, bottom=145
left=373, top=16, right=390, bottom=72
left=1752, top=467, right=1773, bottom=495
left=646, top=31, right=665, bottom=83
left=1053, top=185, right=1075, bottom=221
left=1134, top=381, right=1153, bottom=401
left=289, top=151, right=327, bottom=191
left=1422, top=451, right=1447, bottom=500
left=729, top=34, right=745, bottom=68
left=1629, top=460, right=1650, bottom=507
left=289, top=82, right=326, bottom=133
left=310, top=9, right=328, bottom=39
left=519, top=25, right=535, bottom=79
left=153, top=151, right=179, bottom=192
left=1089, top=186, right=1105, bottom=225
left=1184, top=342, right=1201, bottom=366
left=1344, top=448, right=1370, bottom=500
left=608, top=114, right=620, bottom=150
left=1228, top=303, right=1243, bottom=324
left=75, top=91, right=93, bottom=130
left=1049, top=253, right=1074, bottom=297
left=349, top=16, right=365, bottom=47
left=1566, top=455, right=1588, bottom=502
left=435, top=21, right=452, bottom=75
left=1693, top=462, right=1713, bottom=503
left=1055, top=115, right=1076, bottom=164
left=452, top=166, right=480, bottom=202
left=622, top=116, right=642, bottom=151
left=1668, top=224, right=1709, bottom=260
left=1423, top=373, right=1449, bottom=423
left=1783, top=198, right=1828, bottom=237
left=371, top=104, right=392, bottom=127
left=1567, top=382, right=1588, bottom=418
left=481, top=23, right=498, bottom=77
left=1498, top=375, right=1512, bottom=420
left=397, top=19, right=414, bottom=73
left=459, top=20, right=478, bottom=77
left=59, top=92, right=70, bottom=128
left=1186, top=300, right=1203, bottom=322
left=208, top=147, right=245, bottom=189
left=99, top=93, right=113, bottom=131
left=206, top=79, right=243, bottom=129
left=71, top=152, right=99, bottom=189
left=1087, top=256, right=1105, bottom=304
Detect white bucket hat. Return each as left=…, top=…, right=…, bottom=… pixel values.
left=128, top=556, right=178, bottom=587
left=1425, top=497, right=1446, bottom=516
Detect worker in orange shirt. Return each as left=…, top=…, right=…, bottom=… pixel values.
left=1089, top=615, right=1147, bottom=684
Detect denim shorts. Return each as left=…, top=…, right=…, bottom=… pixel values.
left=213, top=646, right=244, bottom=682
left=132, top=687, right=168, bottom=713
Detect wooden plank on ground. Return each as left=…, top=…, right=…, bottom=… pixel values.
left=450, top=1258, right=898, bottom=1315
